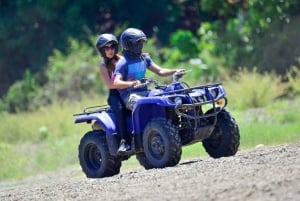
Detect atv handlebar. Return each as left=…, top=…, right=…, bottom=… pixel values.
left=134, top=69, right=189, bottom=89
left=133, top=77, right=160, bottom=89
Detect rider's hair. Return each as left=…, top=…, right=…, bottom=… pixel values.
left=105, top=54, right=121, bottom=75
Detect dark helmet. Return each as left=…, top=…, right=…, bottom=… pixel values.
left=120, top=28, right=147, bottom=58
left=95, top=33, right=118, bottom=58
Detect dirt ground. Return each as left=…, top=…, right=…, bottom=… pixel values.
left=0, top=142, right=299, bottom=201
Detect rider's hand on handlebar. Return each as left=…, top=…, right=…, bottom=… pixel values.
left=175, top=69, right=186, bottom=77
left=172, top=69, right=186, bottom=81
left=176, top=69, right=186, bottom=75
left=132, top=80, right=146, bottom=88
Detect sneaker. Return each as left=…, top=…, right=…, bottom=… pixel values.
left=117, top=140, right=130, bottom=155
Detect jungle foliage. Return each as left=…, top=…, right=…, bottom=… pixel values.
left=1, top=0, right=300, bottom=112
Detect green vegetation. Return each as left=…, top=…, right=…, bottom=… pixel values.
left=2, top=1, right=300, bottom=113
left=223, top=68, right=287, bottom=110
left=1, top=1, right=300, bottom=97
left=0, top=97, right=105, bottom=181
left=287, top=64, right=300, bottom=96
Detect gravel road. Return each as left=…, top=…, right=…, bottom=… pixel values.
left=1, top=142, right=299, bottom=201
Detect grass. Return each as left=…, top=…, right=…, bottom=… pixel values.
left=230, top=97, right=300, bottom=148
left=0, top=94, right=299, bottom=182
left=0, top=96, right=106, bottom=181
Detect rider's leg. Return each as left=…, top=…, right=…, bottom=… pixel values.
left=108, top=92, right=130, bottom=153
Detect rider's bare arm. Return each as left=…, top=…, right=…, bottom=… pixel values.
left=113, top=74, right=141, bottom=89
left=148, top=63, right=186, bottom=77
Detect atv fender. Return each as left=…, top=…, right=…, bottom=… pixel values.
left=132, top=97, right=168, bottom=135
left=74, top=112, right=117, bottom=135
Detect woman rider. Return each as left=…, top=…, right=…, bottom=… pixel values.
left=95, top=33, right=130, bottom=154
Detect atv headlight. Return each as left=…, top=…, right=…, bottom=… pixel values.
left=174, top=97, right=182, bottom=105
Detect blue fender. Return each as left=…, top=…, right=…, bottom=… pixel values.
left=131, top=97, right=170, bottom=134
left=74, top=112, right=117, bottom=135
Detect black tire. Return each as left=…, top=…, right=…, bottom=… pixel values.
left=78, top=130, right=121, bottom=178
left=142, top=118, right=182, bottom=168
left=136, top=153, right=154, bottom=170
left=203, top=109, right=240, bottom=158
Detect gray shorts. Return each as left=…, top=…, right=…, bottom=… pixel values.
left=125, top=91, right=149, bottom=110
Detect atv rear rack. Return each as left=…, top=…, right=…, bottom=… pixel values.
left=73, top=105, right=110, bottom=116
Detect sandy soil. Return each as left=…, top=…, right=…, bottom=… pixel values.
left=0, top=142, right=299, bottom=201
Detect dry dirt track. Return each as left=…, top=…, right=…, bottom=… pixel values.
left=0, top=142, right=299, bottom=201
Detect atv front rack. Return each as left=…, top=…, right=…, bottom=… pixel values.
left=173, top=82, right=227, bottom=120
left=175, top=97, right=227, bottom=120
left=156, top=82, right=223, bottom=96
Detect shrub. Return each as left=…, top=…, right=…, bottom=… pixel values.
left=286, top=65, right=300, bottom=96
left=224, top=68, right=287, bottom=110
left=5, top=70, right=39, bottom=113
left=44, top=38, right=104, bottom=101
left=3, top=38, right=104, bottom=113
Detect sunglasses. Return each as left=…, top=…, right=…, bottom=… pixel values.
left=104, top=44, right=115, bottom=51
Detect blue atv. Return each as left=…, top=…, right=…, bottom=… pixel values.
left=73, top=72, right=240, bottom=178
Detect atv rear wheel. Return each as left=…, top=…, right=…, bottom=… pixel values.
left=142, top=118, right=182, bottom=168
left=78, top=130, right=121, bottom=178
left=203, top=109, right=240, bottom=158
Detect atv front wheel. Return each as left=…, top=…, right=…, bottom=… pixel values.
left=142, top=118, right=182, bottom=168
left=203, top=109, right=240, bottom=158
left=136, top=153, right=154, bottom=170
left=78, top=130, right=121, bottom=178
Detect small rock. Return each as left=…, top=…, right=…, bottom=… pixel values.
left=255, top=144, right=265, bottom=149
